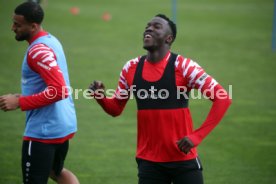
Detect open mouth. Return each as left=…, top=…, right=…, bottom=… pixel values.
left=144, top=34, right=153, bottom=41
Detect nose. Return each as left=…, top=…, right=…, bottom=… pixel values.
left=11, top=23, right=16, bottom=31
left=145, top=26, right=153, bottom=33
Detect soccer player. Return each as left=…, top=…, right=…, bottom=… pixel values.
left=0, top=2, right=79, bottom=184
left=89, top=14, right=232, bottom=184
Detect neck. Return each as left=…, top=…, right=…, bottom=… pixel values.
left=27, top=26, right=43, bottom=43
left=146, top=47, right=170, bottom=63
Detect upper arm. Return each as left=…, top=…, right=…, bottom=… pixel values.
left=27, top=44, right=66, bottom=87
left=114, top=57, right=140, bottom=99
left=179, top=57, right=218, bottom=91
left=27, top=44, right=58, bottom=73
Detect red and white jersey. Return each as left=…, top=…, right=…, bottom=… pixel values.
left=96, top=51, right=231, bottom=162
left=117, top=52, right=218, bottom=96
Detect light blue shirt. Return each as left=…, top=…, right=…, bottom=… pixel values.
left=21, top=33, right=77, bottom=139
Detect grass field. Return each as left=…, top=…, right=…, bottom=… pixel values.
left=1, top=0, right=276, bottom=183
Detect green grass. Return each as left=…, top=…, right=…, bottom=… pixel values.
left=1, top=0, right=276, bottom=183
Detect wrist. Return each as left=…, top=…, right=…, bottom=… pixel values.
left=187, top=134, right=201, bottom=147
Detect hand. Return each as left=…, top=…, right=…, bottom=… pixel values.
left=88, top=80, right=105, bottom=98
left=0, top=94, right=21, bottom=111
left=176, top=137, right=194, bottom=154
left=89, top=80, right=105, bottom=91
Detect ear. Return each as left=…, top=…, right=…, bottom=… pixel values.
left=31, top=23, right=39, bottom=32
left=165, top=35, right=173, bottom=44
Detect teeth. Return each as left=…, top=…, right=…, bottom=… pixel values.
left=145, top=34, right=152, bottom=38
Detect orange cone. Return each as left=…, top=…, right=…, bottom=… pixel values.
left=102, top=12, right=112, bottom=21
left=70, top=7, right=80, bottom=15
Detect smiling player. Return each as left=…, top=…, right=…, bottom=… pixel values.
left=89, top=14, right=231, bottom=184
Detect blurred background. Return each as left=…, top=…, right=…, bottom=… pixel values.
left=0, top=0, right=275, bottom=183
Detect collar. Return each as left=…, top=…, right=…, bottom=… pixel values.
left=28, top=30, right=48, bottom=45
left=145, top=51, right=171, bottom=64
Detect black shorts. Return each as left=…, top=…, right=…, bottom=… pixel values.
left=21, top=140, right=69, bottom=184
left=136, top=157, right=203, bottom=184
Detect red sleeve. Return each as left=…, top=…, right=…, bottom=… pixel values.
left=19, top=43, right=68, bottom=111
left=94, top=57, right=140, bottom=117
left=96, top=97, right=128, bottom=117
left=177, top=57, right=232, bottom=146
left=187, top=84, right=232, bottom=146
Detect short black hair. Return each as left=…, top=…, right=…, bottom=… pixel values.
left=14, top=2, right=44, bottom=24
left=155, top=14, right=177, bottom=42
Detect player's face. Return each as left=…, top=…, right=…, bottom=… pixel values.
left=11, top=14, right=33, bottom=41
left=143, top=17, right=172, bottom=51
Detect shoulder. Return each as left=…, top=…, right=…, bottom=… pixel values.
left=174, top=54, right=201, bottom=70
left=27, top=43, right=57, bottom=68
left=28, top=43, right=53, bottom=57
left=122, top=56, right=142, bottom=73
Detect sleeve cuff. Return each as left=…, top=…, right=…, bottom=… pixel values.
left=18, top=96, right=26, bottom=111
left=187, top=134, right=202, bottom=147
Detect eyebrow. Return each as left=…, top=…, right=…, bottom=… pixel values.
left=146, top=21, right=163, bottom=27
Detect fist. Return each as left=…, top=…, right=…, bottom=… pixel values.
left=89, top=80, right=105, bottom=91
left=176, top=137, right=194, bottom=154
left=88, top=80, right=105, bottom=99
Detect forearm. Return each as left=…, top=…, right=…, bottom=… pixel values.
left=96, top=97, right=127, bottom=117
left=188, top=90, right=232, bottom=146
left=19, top=84, right=68, bottom=111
